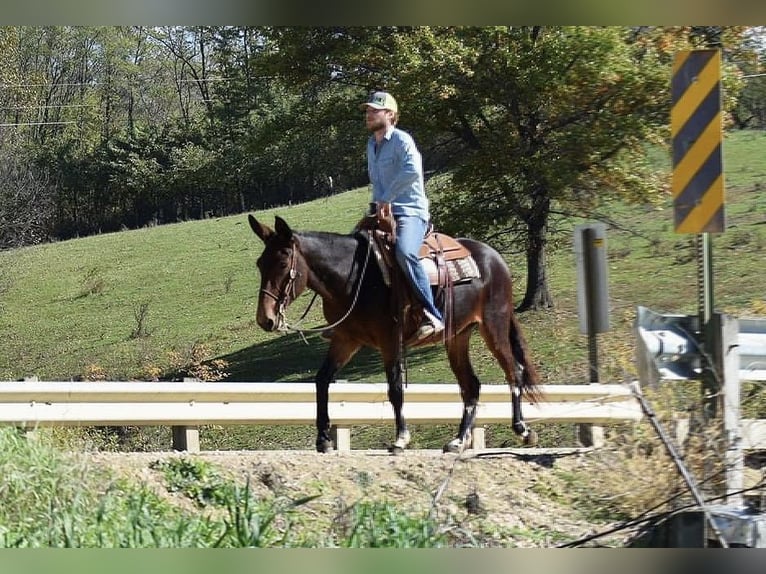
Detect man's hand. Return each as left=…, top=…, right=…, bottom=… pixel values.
left=375, top=202, right=395, bottom=237
left=376, top=202, right=392, bottom=220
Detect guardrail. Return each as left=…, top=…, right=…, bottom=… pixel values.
left=0, top=380, right=643, bottom=452
left=635, top=305, right=766, bottom=382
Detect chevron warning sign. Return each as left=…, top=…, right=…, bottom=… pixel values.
left=671, top=49, right=726, bottom=234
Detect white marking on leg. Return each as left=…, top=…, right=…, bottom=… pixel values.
left=512, top=386, right=530, bottom=438
left=393, top=430, right=411, bottom=450
left=446, top=437, right=464, bottom=453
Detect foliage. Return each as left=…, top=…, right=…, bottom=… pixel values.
left=336, top=501, right=448, bottom=548
left=731, top=27, right=766, bottom=128
left=563, top=382, right=734, bottom=533
left=0, top=145, right=53, bottom=248
left=0, top=427, right=217, bottom=547
left=0, top=427, right=462, bottom=547
left=149, top=456, right=233, bottom=507
left=261, top=26, right=749, bottom=310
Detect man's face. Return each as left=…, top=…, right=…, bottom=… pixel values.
left=364, top=106, right=390, bottom=132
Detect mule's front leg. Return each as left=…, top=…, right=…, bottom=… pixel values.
left=444, top=334, right=481, bottom=454
left=314, top=358, right=335, bottom=453
left=444, top=403, right=478, bottom=454
left=386, top=358, right=410, bottom=455
left=314, top=342, right=361, bottom=453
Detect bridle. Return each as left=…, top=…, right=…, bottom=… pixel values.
left=259, top=233, right=374, bottom=339
left=259, top=241, right=300, bottom=329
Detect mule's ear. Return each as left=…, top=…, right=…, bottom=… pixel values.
left=248, top=214, right=273, bottom=243
left=274, top=216, right=293, bottom=240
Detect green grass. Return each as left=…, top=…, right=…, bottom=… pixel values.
left=0, top=427, right=449, bottom=547
left=0, top=129, right=765, bottom=450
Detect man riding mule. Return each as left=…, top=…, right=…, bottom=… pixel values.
left=245, top=91, right=542, bottom=455
left=361, top=91, right=444, bottom=345
left=248, top=214, right=542, bottom=454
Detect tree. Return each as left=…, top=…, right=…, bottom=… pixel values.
left=409, top=27, right=675, bottom=310
left=731, top=27, right=766, bottom=128
left=0, top=145, right=53, bottom=248
left=262, top=27, right=680, bottom=310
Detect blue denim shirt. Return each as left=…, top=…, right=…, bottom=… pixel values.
left=367, top=126, right=429, bottom=221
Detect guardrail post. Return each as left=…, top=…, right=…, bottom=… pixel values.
left=471, top=425, right=486, bottom=450
left=331, top=425, right=351, bottom=452
left=172, top=426, right=200, bottom=452
left=171, top=377, right=201, bottom=452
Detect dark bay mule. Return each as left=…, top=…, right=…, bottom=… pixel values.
left=248, top=214, right=542, bottom=454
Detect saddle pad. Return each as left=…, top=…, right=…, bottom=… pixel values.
left=421, top=256, right=480, bottom=286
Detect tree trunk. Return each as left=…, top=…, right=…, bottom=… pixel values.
left=516, top=209, right=554, bottom=312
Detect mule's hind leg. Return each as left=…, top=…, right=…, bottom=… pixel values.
left=444, top=330, right=481, bottom=453
left=479, top=318, right=538, bottom=447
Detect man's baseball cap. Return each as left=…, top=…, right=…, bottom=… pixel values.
left=361, top=91, right=398, bottom=113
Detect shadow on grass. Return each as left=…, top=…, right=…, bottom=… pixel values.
left=215, top=331, right=445, bottom=383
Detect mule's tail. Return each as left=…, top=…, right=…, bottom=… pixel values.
left=509, top=312, right=543, bottom=403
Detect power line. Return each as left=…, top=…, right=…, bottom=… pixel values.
left=0, top=104, right=98, bottom=111
left=0, top=121, right=76, bottom=127
left=0, top=77, right=237, bottom=89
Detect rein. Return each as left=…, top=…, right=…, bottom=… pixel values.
left=269, top=231, right=374, bottom=340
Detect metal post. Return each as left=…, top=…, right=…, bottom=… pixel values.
left=583, top=227, right=600, bottom=384
left=698, top=233, right=717, bottom=421
left=698, top=233, right=715, bottom=326
left=574, top=224, right=609, bottom=447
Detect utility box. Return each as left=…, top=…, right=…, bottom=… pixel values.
left=574, top=223, right=610, bottom=335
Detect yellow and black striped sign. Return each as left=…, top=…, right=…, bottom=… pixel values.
left=671, top=49, right=725, bottom=234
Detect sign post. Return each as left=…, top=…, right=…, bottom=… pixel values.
left=671, top=47, right=726, bottom=421
left=574, top=222, right=610, bottom=447
left=671, top=49, right=740, bottom=507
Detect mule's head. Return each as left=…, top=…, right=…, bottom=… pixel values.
left=248, top=214, right=308, bottom=332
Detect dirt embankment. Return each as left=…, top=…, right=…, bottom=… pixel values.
left=88, top=447, right=625, bottom=547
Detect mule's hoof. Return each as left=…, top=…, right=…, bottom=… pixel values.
left=523, top=430, right=538, bottom=447
left=388, top=445, right=405, bottom=456
left=316, top=440, right=334, bottom=453
left=442, top=439, right=463, bottom=454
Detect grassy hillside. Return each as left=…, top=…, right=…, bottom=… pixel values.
left=0, top=130, right=765, bottom=449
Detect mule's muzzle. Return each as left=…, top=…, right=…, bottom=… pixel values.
left=257, top=312, right=285, bottom=333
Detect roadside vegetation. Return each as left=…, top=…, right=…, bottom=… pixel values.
left=0, top=427, right=457, bottom=548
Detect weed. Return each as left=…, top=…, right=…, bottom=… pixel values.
left=338, top=500, right=448, bottom=548
left=167, top=342, right=229, bottom=381
left=354, top=470, right=374, bottom=490
left=82, top=363, right=108, bottom=381
left=223, top=272, right=235, bottom=294
left=216, top=479, right=319, bottom=547
left=130, top=301, right=151, bottom=339
left=77, top=266, right=106, bottom=298
left=149, top=457, right=233, bottom=508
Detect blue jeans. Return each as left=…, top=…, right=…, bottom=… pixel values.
left=394, top=215, right=443, bottom=323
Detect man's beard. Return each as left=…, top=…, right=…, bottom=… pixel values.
left=366, top=117, right=386, bottom=132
